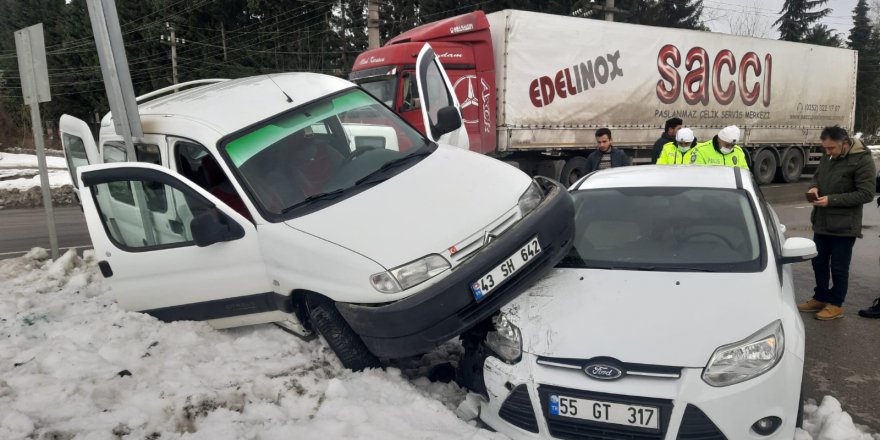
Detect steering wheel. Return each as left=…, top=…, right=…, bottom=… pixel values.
left=345, top=146, right=378, bottom=163
left=680, top=231, right=737, bottom=249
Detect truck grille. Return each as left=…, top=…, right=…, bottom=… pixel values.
left=676, top=405, right=727, bottom=439
left=498, top=384, right=540, bottom=433
left=538, top=385, right=674, bottom=440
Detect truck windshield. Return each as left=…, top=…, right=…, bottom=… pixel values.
left=559, top=187, right=764, bottom=272
left=222, top=88, right=428, bottom=219
left=359, top=77, right=396, bottom=107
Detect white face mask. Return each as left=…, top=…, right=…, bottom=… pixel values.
left=720, top=146, right=734, bottom=154
left=678, top=145, right=691, bottom=153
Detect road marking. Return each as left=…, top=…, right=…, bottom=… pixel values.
left=0, top=244, right=92, bottom=258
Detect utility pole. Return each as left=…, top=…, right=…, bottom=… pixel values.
left=160, top=22, right=185, bottom=86
left=367, top=0, right=380, bottom=49
left=220, top=22, right=227, bottom=62
left=605, top=0, right=615, bottom=21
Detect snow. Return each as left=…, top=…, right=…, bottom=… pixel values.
left=0, top=249, right=877, bottom=439
left=0, top=152, right=71, bottom=190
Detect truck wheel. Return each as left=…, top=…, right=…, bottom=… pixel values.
left=560, top=157, right=588, bottom=186
left=308, top=302, right=380, bottom=371
left=775, top=148, right=804, bottom=183
left=752, top=149, right=777, bottom=185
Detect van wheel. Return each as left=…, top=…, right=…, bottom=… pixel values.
left=776, top=148, right=804, bottom=183
left=308, top=302, right=380, bottom=371
left=752, top=149, right=777, bottom=185
left=560, top=157, right=588, bottom=187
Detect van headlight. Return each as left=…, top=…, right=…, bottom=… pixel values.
left=485, top=312, right=522, bottom=363
left=702, top=320, right=784, bottom=387
left=517, top=180, right=544, bottom=217
left=370, top=254, right=450, bottom=293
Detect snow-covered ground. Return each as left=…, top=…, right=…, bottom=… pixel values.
left=1, top=250, right=877, bottom=439
left=0, top=152, right=71, bottom=190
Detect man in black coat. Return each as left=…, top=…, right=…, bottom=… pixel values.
left=651, top=118, right=683, bottom=163
left=585, top=127, right=632, bottom=172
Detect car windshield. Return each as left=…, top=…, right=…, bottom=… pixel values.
left=560, top=187, right=764, bottom=272
left=222, top=88, right=428, bottom=219
left=359, top=77, right=396, bottom=107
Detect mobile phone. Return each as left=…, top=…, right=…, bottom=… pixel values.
left=806, top=192, right=819, bottom=202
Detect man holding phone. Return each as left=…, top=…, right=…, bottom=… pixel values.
left=798, top=126, right=877, bottom=320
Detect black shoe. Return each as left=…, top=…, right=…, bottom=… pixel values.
left=858, top=298, right=880, bottom=318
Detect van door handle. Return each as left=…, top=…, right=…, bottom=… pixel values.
left=98, top=261, right=113, bottom=278
left=169, top=219, right=183, bottom=234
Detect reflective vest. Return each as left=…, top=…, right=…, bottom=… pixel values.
left=656, top=142, right=693, bottom=165
left=685, top=141, right=749, bottom=169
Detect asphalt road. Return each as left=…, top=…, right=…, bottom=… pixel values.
left=1, top=183, right=879, bottom=431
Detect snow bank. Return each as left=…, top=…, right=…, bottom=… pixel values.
left=0, top=250, right=876, bottom=439
left=0, top=250, right=501, bottom=440
left=0, top=152, right=68, bottom=170
left=0, top=152, right=71, bottom=191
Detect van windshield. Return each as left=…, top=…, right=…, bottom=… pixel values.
left=222, top=88, right=429, bottom=219
left=559, top=187, right=765, bottom=272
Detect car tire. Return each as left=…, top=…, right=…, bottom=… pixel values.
left=560, top=156, right=588, bottom=187
left=752, top=149, right=777, bottom=185
left=308, top=302, right=380, bottom=371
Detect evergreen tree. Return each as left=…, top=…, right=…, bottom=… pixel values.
left=849, top=0, right=880, bottom=133
left=803, top=24, right=842, bottom=46
left=775, top=0, right=831, bottom=41
left=652, top=0, right=704, bottom=29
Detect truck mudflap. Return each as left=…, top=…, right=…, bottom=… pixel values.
left=335, top=178, right=574, bottom=359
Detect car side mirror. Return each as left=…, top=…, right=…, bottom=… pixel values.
left=434, top=106, right=462, bottom=138
left=779, top=237, right=817, bottom=264
left=190, top=208, right=245, bottom=247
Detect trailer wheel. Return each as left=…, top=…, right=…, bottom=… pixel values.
left=560, top=157, right=588, bottom=186
left=775, top=148, right=804, bottom=183
left=308, top=301, right=380, bottom=371
left=752, top=149, right=777, bottom=185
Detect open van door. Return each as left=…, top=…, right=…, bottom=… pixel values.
left=414, top=44, right=470, bottom=150
left=59, top=114, right=100, bottom=201
left=76, top=161, right=278, bottom=329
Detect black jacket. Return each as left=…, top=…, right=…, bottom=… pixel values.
left=651, top=131, right=676, bottom=163
left=585, top=147, right=632, bottom=173
left=809, top=138, right=876, bottom=238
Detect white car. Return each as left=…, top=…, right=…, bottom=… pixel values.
left=58, top=45, right=574, bottom=371
left=460, top=165, right=816, bottom=439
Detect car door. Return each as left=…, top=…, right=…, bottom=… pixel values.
left=414, top=44, right=470, bottom=150
left=59, top=115, right=100, bottom=200
left=77, top=161, right=277, bottom=328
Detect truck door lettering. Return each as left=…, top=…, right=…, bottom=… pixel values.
left=684, top=47, right=709, bottom=105
left=712, top=49, right=736, bottom=105
left=579, top=61, right=596, bottom=91
left=607, top=51, right=624, bottom=80
left=595, top=57, right=609, bottom=84
left=739, top=52, right=761, bottom=106
left=656, top=44, right=681, bottom=104
left=763, top=54, right=772, bottom=107
left=555, top=70, right=569, bottom=98
left=528, top=51, right=621, bottom=108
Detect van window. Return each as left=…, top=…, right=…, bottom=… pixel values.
left=62, top=133, right=90, bottom=188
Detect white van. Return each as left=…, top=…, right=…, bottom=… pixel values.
left=59, top=46, right=574, bottom=370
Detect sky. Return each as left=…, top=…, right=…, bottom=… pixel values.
left=701, top=0, right=861, bottom=41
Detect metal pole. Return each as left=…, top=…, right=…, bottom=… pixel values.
left=29, top=103, right=60, bottom=260
left=170, top=25, right=178, bottom=86
left=605, top=0, right=615, bottom=21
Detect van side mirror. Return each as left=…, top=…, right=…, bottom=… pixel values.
left=779, top=237, right=817, bottom=264
left=434, top=106, right=462, bottom=138
left=191, top=209, right=245, bottom=247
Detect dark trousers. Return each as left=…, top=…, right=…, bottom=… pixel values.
left=811, top=233, right=857, bottom=306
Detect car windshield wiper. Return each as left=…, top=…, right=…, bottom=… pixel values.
left=354, top=147, right=433, bottom=186
left=635, top=266, right=716, bottom=272
left=280, top=188, right=346, bottom=214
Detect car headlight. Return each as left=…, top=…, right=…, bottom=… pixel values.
left=485, top=312, right=522, bottom=363
left=517, top=180, right=544, bottom=217
left=702, top=320, right=784, bottom=387
left=370, top=254, right=450, bottom=293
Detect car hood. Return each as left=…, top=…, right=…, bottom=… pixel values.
left=505, top=268, right=782, bottom=368
left=284, top=144, right=531, bottom=268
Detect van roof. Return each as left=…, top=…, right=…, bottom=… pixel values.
left=102, top=73, right=354, bottom=135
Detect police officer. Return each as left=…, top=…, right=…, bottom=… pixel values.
left=656, top=127, right=696, bottom=165
left=686, top=125, right=749, bottom=169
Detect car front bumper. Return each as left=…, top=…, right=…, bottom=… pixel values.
left=335, top=177, right=574, bottom=359
left=477, top=350, right=803, bottom=440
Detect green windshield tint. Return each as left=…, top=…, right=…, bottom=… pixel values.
left=226, top=90, right=376, bottom=167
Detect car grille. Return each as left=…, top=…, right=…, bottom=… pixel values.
left=536, top=356, right=683, bottom=379
left=538, top=385, right=674, bottom=440
left=676, top=405, right=727, bottom=439
left=448, top=209, right=519, bottom=264
left=498, top=384, right=540, bottom=433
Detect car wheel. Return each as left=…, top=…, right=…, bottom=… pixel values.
left=752, top=149, right=777, bottom=185
left=560, top=156, right=588, bottom=187
left=308, top=302, right=380, bottom=371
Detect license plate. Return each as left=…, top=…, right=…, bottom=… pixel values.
left=549, top=394, right=660, bottom=430
left=470, top=237, right=541, bottom=301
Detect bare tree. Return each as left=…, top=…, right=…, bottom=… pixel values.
left=725, top=0, right=773, bottom=38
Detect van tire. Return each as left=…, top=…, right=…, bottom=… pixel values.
left=308, top=302, right=380, bottom=371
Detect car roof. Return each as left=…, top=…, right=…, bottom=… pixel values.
left=103, top=73, right=355, bottom=135
left=571, top=165, right=755, bottom=192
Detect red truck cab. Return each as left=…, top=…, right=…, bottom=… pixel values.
left=350, top=11, right=497, bottom=155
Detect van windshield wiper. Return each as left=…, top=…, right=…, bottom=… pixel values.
left=281, top=188, right=346, bottom=214
left=354, top=147, right=433, bottom=186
